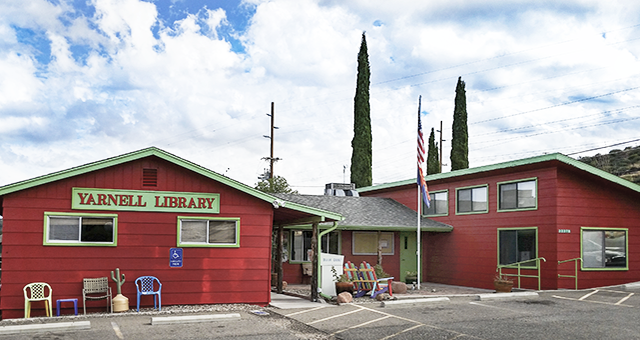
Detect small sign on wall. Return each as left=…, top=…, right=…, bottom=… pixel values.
left=170, top=248, right=183, bottom=267
left=558, top=229, right=571, bottom=234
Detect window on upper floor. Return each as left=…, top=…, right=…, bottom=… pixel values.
left=456, top=185, right=488, bottom=214
left=582, top=228, right=627, bottom=270
left=45, top=212, right=117, bottom=246
left=498, top=228, right=537, bottom=268
left=423, top=190, right=448, bottom=216
left=498, top=179, right=537, bottom=211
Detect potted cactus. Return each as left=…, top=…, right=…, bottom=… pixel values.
left=111, top=268, right=129, bottom=312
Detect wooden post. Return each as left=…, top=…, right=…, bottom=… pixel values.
left=311, top=222, right=318, bottom=302
left=276, top=224, right=284, bottom=294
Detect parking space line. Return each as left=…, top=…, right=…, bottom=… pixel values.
left=615, top=293, right=634, bottom=305
left=379, top=324, right=424, bottom=340
left=552, top=295, right=634, bottom=307
left=331, top=316, right=391, bottom=336
left=111, top=321, right=124, bottom=340
left=308, top=308, right=363, bottom=325
left=284, top=306, right=327, bottom=317
left=579, top=290, right=599, bottom=300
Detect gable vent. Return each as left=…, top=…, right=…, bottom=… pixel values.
left=142, top=168, right=158, bottom=187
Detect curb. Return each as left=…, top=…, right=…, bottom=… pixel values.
left=0, top=321, right=91, bottom=335
left=151, top=313, right=241, bottom=325
left=476, top=292, right=539, bottom=300
left=381, top=297, right=450, bottom=307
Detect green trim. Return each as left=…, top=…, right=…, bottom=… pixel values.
left=422, top=189, right=449, bottom=217
left=497, top=226, right=538, bottom=269
left=358, top=153, right=640, bottom=195
left=580, top=227, right=629, bottom=271
left=0, top=147, right=342, bottom=222
left=496, top=177, right=538, bottom=212
left=177, top=216, right=240, bottom=248
left=72, top=187, right=220, bottom=213
left=43, top=212, right=118, bottom=247
left=282, top=223, right=453, bottom=232
left=455, top=184, right=489, bottom=215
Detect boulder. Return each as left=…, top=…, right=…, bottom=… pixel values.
left=375, top=293, right=390, bottom=301
left=336, top=292, right=353, bottom=304
left=391, top=281, right=407, bottom=294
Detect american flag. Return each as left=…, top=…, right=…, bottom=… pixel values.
left=417, top=96, right=430, bottom=208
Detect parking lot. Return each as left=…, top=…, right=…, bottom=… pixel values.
left=274, top=287, right=640, bottom=340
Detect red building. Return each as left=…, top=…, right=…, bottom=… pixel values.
left=0, top=147, right=340, bottom=319
left=358, top=153, right=640, bottom=290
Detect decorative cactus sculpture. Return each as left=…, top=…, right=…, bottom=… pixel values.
left=111, top=268, right=126, bottom=295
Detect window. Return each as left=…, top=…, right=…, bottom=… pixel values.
left=290, top=230, right=340, bottom=262
left=178, top=217, right=239, bottom=247
left=44, top=212, right=117, bottom=246
left=423, top=191, right=448, bottom=216
left=582, top=228, right=627, bottom=270
left=498, top=179, right=537, bottom=211
left=352, top=232, right=394, bottom=255
left=456, top=185, right=488, bottom=214
left=498, top=228, right=537, bottom=267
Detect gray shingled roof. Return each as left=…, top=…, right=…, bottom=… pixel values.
left=274, top=194, right=452, bottom=232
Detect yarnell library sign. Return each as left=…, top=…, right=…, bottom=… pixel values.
left=72, top=188, right=220, bottom=213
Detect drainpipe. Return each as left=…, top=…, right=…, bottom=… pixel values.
left=317, top=222, right=338, bottom=300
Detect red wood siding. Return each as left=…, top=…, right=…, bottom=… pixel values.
left=1, top=156, right=274, bottom=319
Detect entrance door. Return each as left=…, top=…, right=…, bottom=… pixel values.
left=400, top=231, right=418, bottom=283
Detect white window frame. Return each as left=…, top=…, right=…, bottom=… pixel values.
left=44, top=212, right=117, bottom=246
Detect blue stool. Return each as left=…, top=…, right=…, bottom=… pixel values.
left=56, top=298, right=78, bottom=316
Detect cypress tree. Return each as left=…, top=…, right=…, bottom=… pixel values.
left=350, top=32, right=372, bottom=188
left=450, top=76, right=469, bottom=170
left=427, top=127, right=440, bottom=175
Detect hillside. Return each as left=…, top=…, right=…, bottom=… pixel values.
left=578, top=146, right=640, bottom=185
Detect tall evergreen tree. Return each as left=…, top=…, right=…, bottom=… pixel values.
left=450, top=76, right=469, bottom=170
left=350, top=32, right=372, bottom=188
left=427, top=127, right=440, bottom=175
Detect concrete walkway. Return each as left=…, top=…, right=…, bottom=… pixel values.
left=269, top=292, right=333, bottom=309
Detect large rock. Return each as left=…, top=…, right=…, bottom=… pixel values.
left=336, top=292, right=353, bottom=304
left=391, top=281, right=407, bottom=294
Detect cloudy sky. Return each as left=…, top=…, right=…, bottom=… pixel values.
left=1, top=0, right=639, bottom=194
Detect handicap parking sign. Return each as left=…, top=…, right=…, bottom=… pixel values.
left=170, top=248, right=183, bottom=267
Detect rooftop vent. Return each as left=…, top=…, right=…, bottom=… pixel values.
left=324, top=183, right=359, bottom=197
left=142, top=168, right=158, bottom=187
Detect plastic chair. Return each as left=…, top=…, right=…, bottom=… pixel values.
left=24, top=282, right=53, bottom=318
left=135, top=276, right=162, bottom=312
left=83, top=277, right=112, bottom=315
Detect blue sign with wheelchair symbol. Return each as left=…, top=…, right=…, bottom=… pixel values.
left=170, top=248, right=183, bottom=267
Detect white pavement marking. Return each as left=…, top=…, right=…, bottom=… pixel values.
left=331, top=316, right=391, bottom=336
left=579, top=289, right=599, bottom=300
left=111, top=321, right=124, bottom=340
left=616, top=293, right=634, bottom=305
left=308, top=308, right=363, bottom=325
left=284, top=306, right=327, bottom=317
left=552, top=295, right=634, bottom=307
left=379, top=324, right=424, bottom=340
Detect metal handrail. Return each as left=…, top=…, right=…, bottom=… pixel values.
left=558, top=257, right=582, bottom=290
left=497, top=257, right=547, bottom=290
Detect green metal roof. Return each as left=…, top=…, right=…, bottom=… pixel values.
left=358, top=153, right=640, bottom=194
left=0, top=147, right=343, bottom=222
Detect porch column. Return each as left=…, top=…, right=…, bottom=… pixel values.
left=311, top=222, right=318, bottom=302
left=276, top=224, right=284, bottom=294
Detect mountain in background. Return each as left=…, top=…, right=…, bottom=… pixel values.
left=578, top=146, right=640, bottom=185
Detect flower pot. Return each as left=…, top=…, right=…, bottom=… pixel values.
left=494, top=280, right=514, bottom=293
left=335, top=282, right=353, bottom=295
left=112, top=293, right=129, bottom=312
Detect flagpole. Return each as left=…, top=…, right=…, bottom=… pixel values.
left=416, top=96, right=422, bottom=291
left=417, top=178, right=421, bottom=290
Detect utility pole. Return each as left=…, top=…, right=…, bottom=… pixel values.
left=437, top=120, right=445, bottom=173
left=262, top=102, right=281, bottom=178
